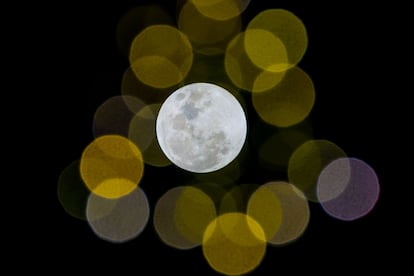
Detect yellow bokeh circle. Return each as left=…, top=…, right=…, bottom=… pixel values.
left=129, top=25, right=193, bottom=88
left=80, top=135, right=144, bottom=199
left=244, top=28, right=289, bottom=73
left=202, top=212, right=266, bottom=275
left=247, top=9, right=308, bottom=69
left=191, top=0, right=250, bottom=21
left=252, top=66, right=315, bottom=127
left=288, top=139, right=347, bottom=202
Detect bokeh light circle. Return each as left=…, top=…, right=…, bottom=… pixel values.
left=246, top=9, right=308, bottom=70
left=225, top=32, right=286, bottom=93
left=57, top=160, right=89, bottom=220
left=248, top=181, right=310, bottom=246
left=317, top=158, right=380, bottom=221
left=252, top=66, right=315, bottom=127
left=129, top=103, right=171, bottom=167
left=154, top=186, right=216, bottom=249
left=86, top=187, right=150, bottom=243
left=244, top=28, right=289, bottom=72
left=80, top=135, right=144, bottom=199
left=202, top=212, right=266, bottom=275
left=257, top=125, right=313, bottom=172
left=191, top=0, right=251, bottom=21
left=178, top=1, right=242, bottom=55
left=288, top=139, right=347, bottom=202
left=129, top=25, right=193, bottom=88
left=93, top=95, right=146, bottom=138
left=116, top=5, right=174, bottom=57
left=174, top=186, right=217, bottom=245
left=246, top=183, right=283, bottom=242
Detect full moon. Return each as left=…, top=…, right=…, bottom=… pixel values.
left=156, top=82, right=247, bottom=173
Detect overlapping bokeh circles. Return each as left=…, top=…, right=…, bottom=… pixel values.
left=154, top=186, right=216, bottom=249
left=252, top=66, right=315, bottom=127
left=58, top=1, right=380, bottom=274
left=202, top=212, right=266, bottom=276
left=129, top=25, right=193, bottom=88
left=93, top=95, right=146, bottom=138
left=116, top=4, right=174, bottom=58
left=129, top=103, right=171, bottom=167
left=245, top=9, right=308, bottom=71
left=317, top=158, right=380, bottom=221
left=80, top=135, right=144, bottom=199
left=86, top=187, right=150, bottom=243
left=225, top=31, right=287, bottom=93
left=288, top=139, right=347, bottom=202
left=178, top=0, right=242, bottom=55
left=248, top=182, right=310, bottom=246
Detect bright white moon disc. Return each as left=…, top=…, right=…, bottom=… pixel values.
left=156, top=82, right=247, bottom=173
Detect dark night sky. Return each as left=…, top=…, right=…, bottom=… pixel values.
left=40, top=0, right=396, bottom=274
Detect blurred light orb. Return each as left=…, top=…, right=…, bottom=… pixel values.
left=288, top=139, right=347, bottom=202
left=153, top=186, right=216, bottom=249
left=86, top=187, right=150, bottom=243
left=57, top=160, right=89, bottom=220
left=156, top=82, right=247, bottom=173
left=246, top=9, right=308, bottom=70
left=317, top=158, right=380, bottom=221
left=80, top=135, right=144, bottom=199
left=191, top=0, right=251, bottom=21
left=129, top=25, right=193, bottom=88
left=248, top=181, right=310, bottom=246
left=252, top=66, right=315, bottom=127
left=202, top=212, right=266, bottom=275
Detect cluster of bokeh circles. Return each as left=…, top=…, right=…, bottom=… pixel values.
left=58, top=1, right=380, bottom=275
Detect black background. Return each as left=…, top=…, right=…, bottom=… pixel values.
left=43, top=0, right=395, bottom=274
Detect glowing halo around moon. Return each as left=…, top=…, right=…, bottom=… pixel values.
left=156, top=82, right=247, bottom=173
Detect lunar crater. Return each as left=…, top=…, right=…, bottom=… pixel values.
left=182, top=102, right=201, bottom=120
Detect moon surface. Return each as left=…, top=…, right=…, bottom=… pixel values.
left=156, top=82, right=247, bottom=173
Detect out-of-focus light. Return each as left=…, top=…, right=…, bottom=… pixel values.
left=248, top=181, right=309, bottom=246
left=202, top=212, right=266, bottom=275
left=225, top=32, right=286, bottom=93
left=57, top=160, right=89, bottom=220
left=174, top=186, right=217, bottom=245
left=178, top=0, right=241, bottom=55
left=130, top=103, right=171, bottom=167
left=80, top=135, right=144, bottom=199
left=191, top=0, right=251, bottom=21
left=288, top=139, right=347, bottom=202
left=154, top=186, right=216, bottom=249
left=220, top=184, right=260, bottom=214
left=193, top=156, right=242, bottom=188
left=317, top=158, right=380, bottom=221
left=86, top=187, right=150, bottom=243
left=252, top=66, right=315, bottom=127
left=247, top=9, right=308, bottom=70
left=128, top=104, right=156, bottom=154
left=244, top=28, right=289, bottom=72
left=93, top=95, right=146, bottom=138
left=121, top=66, right=175, bottom=105
left=190, top=182, right=229, bottom=210
left=129, top=25, right=193, bottom=88
left=317, top=157, right=351, bottom=203
left=116, top=4, right=174, bottom=58
left=257, top=124, right=313, bottom=172
left=59, top=2, right=381, bottom=274
left=246, top=183, right=283, bottom=242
